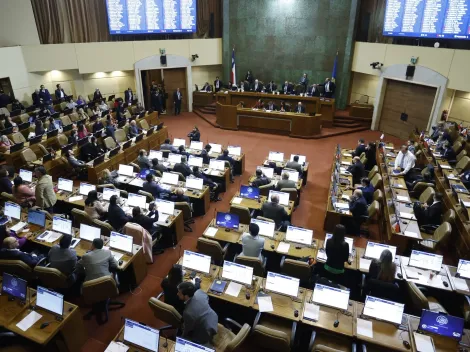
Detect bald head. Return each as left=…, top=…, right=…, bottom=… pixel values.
left=282, top=172, right=289, bottom=180
left=354, top=189, right=363, bottom=198
left=353, top=156, right=360, bottom=163
left=271, top=194, right=279, bottom=204
left=3, top=237, right=18, bottom=249
left=176, top=188, right=185, bottom=196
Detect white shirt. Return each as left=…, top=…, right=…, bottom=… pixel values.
left=326, top=82, right=330, bottom=92
left=60, top=90, right=64, bottom=98
left=394, top=151, right=416, bottom=174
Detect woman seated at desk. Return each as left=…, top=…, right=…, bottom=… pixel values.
left=0, top=169, right=12, bottom=195
left=0, top=135, right=12, bottom=152
left=0, top=224, right=27, bottom=249
left=13, top=176, right=35, bottom=207
left=99, top=169, right=119, bottom=187
left=252, top=99, right=264, bottom=110
left=35, top=119, right=45, bottom=136
left=84, top=190, right=107, bottom=220
left=323, top=224, right=350, bottom=286
left=368, top=249, right=396, bottom=283
left=77, top=123, right=89, bottom=140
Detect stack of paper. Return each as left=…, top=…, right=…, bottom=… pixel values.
left=397, top=195, right=410, bottom=202
left=68, top=195, right=83, bottom=202
left=334, top=202, right=349, bottom=210
left=303, top=303, right=320, bottom=321
left=405, top=266, right=420, bottom=279
left=205, top=227, right=218, bottom=237
left=258, top=296, right=274, bottom=312
left=316, top=250, right=327, bottom=262
left=440, top=164, right=452, bottom=169
left=413, top=332, right=435, bottom=352
left=360, top=258, right=371, bottom=271
left=277, top=242, right=290, bottom=253
left=105, top=341, right=129, bottom=352
left=16, top=311, right=43, bottom=331
left=226, top=282, right=242, bottom=297
left=453, top=277, right=469, bottom=292
left=356, top=318, right=373, bottom=338
left=232, top=197, right=243, bottom=204
left=156, top=214, right=170, bottom=225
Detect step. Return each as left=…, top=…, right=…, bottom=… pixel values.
left=334, top=115, right=372, bottom=123
left=333, top=119, right=360, bottom=126
left=333, top=122, right=363, bottom=128
left=194, top=109, right=220, bottom=128
left=200, top=108, right=216, bottom=115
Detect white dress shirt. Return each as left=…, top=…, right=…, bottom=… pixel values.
left=394, top=151, right=416, bottom=174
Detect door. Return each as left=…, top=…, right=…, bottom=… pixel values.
left=163, top=68, right=187, bottom=114
left=142, top=70, right=163, bottom=109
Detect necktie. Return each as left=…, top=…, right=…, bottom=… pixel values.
left=399, top=154, right=405, bottom=169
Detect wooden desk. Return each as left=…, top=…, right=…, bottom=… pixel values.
left=445, top=265, right=470, bottom=295
left=248, top=173, right=302, bottom=191
left=208, top=276, right=262, bottom=308
left=113, top=324, right=175, bottom=352
left=230, top=193, right=265, bottom=210
left=186, top=146, right=246, bottom=176
left=400, top=256, right=452, bottom=292
left=260, top=158, right=309, bottom=185
left=193, top=91, right=215, bottom=107
left=0, top=287, right=35, bottom=327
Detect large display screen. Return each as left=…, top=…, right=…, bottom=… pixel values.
left=383, top=0, right=470, bottom=40
left=106, top=0, right=197, bottom=34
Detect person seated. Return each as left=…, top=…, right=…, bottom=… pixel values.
left=48, top=234, right=77, bottom=277
left=0, top=225, right=27, bottom=248
left=177, top=145, right=190, bottom=159
left=250, top=169, right=270, bottom=187
left=76, top=95, right=86, bottom=105
left=134, top=102, right=145, bottom=114
left=240, top=223, right=264, bottom=261
left=217, top=149, right=234, bottom=167
left=170, top=188, right=190, bottom=203
left=143, top=174, right=170, bottom=199
left=260, top=194, right=288, bottom=230
left=131, top=206, right=157, bottom=233
left=286, top=155, right=303, bottom=173
left=92, top=120, right=104, bottom=134
left=104, top=120, right=118, bottom=145
left=0, top=237, right=42, bottom=267
left=364, top=142, right=377, bottom=171
left=137, top=149, right=152, bottom=170
left=66, top=97, right=77, bottom=110
left=308, top=84, right=320, bottom=97
left=67, top=129, right=78, bottom=145
left=368, top=249, right=396, bottom=283
left=177, top=282, right=218, bottom=345
left=76, top=238, right=118, bottom=282
left=200, top=82, right=212, bottom=92
left=13, top=176, right=35, bottom=207
left=393, top=145, right=416, bottom=180
left=174, top=156, right=193, bottom=177
left=238, top=80, right=247, bottom=92
left=151, top=158, right=167, bottom=174
left=0, top=169, right=12, bottom=194
left=99, top=168, right=119, bottom=187
left=355, top=177, right=374, bottom=204
left=128, top=120, right=140, bottom=139
left=107, top=195, right=131, bottom=231
left=413, top=192, right=443, bottom=227
left=84, top=190, right=107, bottom=220
left=265, top=101, right=277, bottom=111
left=251, top=79, right=263, bottom=92
left=11, top=99, right=24, bottom=112
left=192, top=166, right=221, bottom=201
left=295, top=102, right=305, bottom=113
left=47, top=116, right=59, bottom=132
left=346, top=189, right=368, bottom=235
left=279, top=101, right=289, bottom=112
left=77, top=123, right=89, bottom=139
left=201, top=144, right=211, bottom=164
left=99, top=99, right=108, bottom=111
left=266, top=81, right=277, bottom=93
left=347, top=156, right=365, bottom=186
left=66, top=149, right=87, bottom=174
left=281, top=81, right=292, bottom=94
left=276, top=172, right=296, bottom=191
left=81, top=136, right=104, bottom=161
left=323, top=224, right=350, bottom=284
left=160, top=138, right=177, bottom=153
left=187, top=126, right=200, bottom=142
left=161, top=264, right=200, bottom=314
left=252, top=99, right=264, bottom=109
left=442, top=143, right=457, bottom=161
left=352, top=139, right=366, bottom=157
left=35, top=119, right=45, bottom=136
left=2, top=115, right=16, bottom=130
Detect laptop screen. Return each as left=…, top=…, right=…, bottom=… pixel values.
left=102, top=187, right=120, bottom=201
left=155, top=199, right=175, bottom=215
left=189, top=141, right=203, bottom=150
left=227, top=146, right=241, bottom=156
left=175, top=337, right=215, bottom=352
left=186, top=177, right=203, bottom=190
left=58, top=178, right=73, bottom=192
left=419, top=310, right=464, bottom=340
left=182, top=250, right=211, bottom=274
left=208, top=143, right=222, bottom=153
left=27, top=209, right=46, bottom=227
left=285, top=226, right=313, bottom=245
left=52, top=216, right=72, bottom=235
left=324, top=233, right=354, bottom=254
left=290, top=154, right=306, bottom=164
left=79, top=224, right=101, bottom=242
left=19, top=169, right=33, bottom=182
left=215, top=212, right=239, bottom=229
left=365, top=242, right=396, bottom=261
left=5, top=202, right=21, bottom=220
left=110, top=231, right=133, bottom=253
left=250, top=218, right=275, bottom=238
left=257, top=166, right=274, bottom=179
left=457, top=259, right=470, bottom=279
left=266, top=272, right=300, bottom=297
left=363, top=296, right=404, bottom=325
left=188, top=156, right=203, bottom=167
left=124, top=319, right=160, bottom=352
left=209, top=159, right=225, bottom=171
left=268, top=190, right=290, bottom=206
left=222, top=260, right=253, bottom=286
left=148, top=150, right=163, bottom=160
left=168, top=153, right=182, bottom=164
left=312, top=283, right=350, bottom=310
left=409, top=250, right=443, bottom=272
left=240, top=185, right=259, bottom=199
left=2, top=272, right=27, bottom=301
left=79, top=182, right=96, bottom=196
left=118, top=164, right=134, bottom=177
left=37, top=286, right=64, bottom=316
left=127, top=193, right=147, bottom=208
left=268, top=151, right=284, bottom=162
left=161, top=172, right=179, bottom=186
left=172, top=138, right=186, bottom=147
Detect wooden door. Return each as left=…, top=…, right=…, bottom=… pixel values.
left=379, top=80, right=436, bottom=140
left=163, top=68, right=187, bottom=114
left=142, top=70, right=163, bottom=109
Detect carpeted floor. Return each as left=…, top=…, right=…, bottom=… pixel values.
left=80, top=112, right=405, bottom=352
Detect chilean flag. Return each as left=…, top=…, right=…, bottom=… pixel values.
left=231, top=48, right=236, bottom=84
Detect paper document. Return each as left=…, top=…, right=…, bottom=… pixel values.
left=399, top=212, right=416, bottom=220
left=16, top=311, right=43, bottom=331
left=232, top=197, right=243, bottom=204
left=342, top=153, right=352, bottom=157
left=397, top=195, right=410, bottom=202
left=405, top=266, right=420, bottom=279
left=453, top=277, right=469, bottom=292
left=357, top=318, right=373, bottom=338
left=277, top=242, right=290, bottom=253
left=111, top=251, right=124, bottom=261
left=463, top=201, right=470, bottom=208
left=303, top=303, right=320, bottom=321
left=360, top=258, right=371, bottom=271
left=404, top=231, right=419, bottom=238
left=130, top=178, right=144, bottom=187
left=334, top=202, right=349, bottom=210
left=413, top=332, right=435, bottom=352
left=258, top=296, right=274, bottom=312
left=105, top=341, right=129, bottom=352
left=10, top=222, right=26, bottom=232
left=45, top=232, right=62, bottom=243
left=316, top=250, right=327, bottom=262
left=156, top=214, right=170, bottom=225
left=385, top=146, right=393, bottom=150
left=341, top=161, right=351, bottom=165
left=205, top=227, right=218, bottom=237
left=226, top=282, right=242, bottom=297
left=341, top=195, right=350, bottom=201
left=440, top=164, right=452, bottom=169
left=68, top=195, right=83, bottom=202
left=211, top=170, right=221, bottom=176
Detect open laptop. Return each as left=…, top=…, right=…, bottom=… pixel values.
left=79, top=224, right=101, bottom=242
left=57, top=178, right=74, bottom=194
left=123, top=319, right=160, bottom=352
left=317, top=233, right=354, bottom=262
left=209, top=159, right=225, bottom=171
left=154, top=199, right=175, bottom=215
left=457, top=259, right=470, bottom=279
left=227, top=145, right=241, bottom=156
left=312, top=283, right=350, bottom=310
left=79, top=182, right=96, bottom=196
left=110, top=231, right=133, bottom=254
left=127, top=193, right=147, bottom=209
left=257, top=166, right=274, bottom=179
left=363, top=296, right=405, bottom=325
left=364, top=242, right=397, bottom=261
left=175, top=337, right=215, bottom=352
left=215, top=212, right=239, bottom=230
left=2, top=272, right=27, bottom=302
left=182, top=250, right=211, bottom=275
left=117, top=164, right=134, bottom=183
left=102, top=187, right=120, bottom=201
left=186, top=176, right=204, bottom=191
left=418, top=310, right=464, bottom=340
left=222, top=260, right=253, bottom=286
left=27, top=209, right=46, bottom=228
left=189, top=141, right=203, bottom=150
left=93, top=154, right=105, bottom=166
left=268, top=151, right=284, bottom=162
left=268, top=190, right=290, bottom=206
left=250, top=218, right=275, bottom=238
left=285, top=226, right=313, bottom=246
left=161, top=172, right=179, bottom=186
left=209, top=143, right=222, bottom=154
left=36, top=286, right=64, bottom=317
left=265, top=272, right=300, bottom=298
left=168, top=153, right=183, bottom=164
left=290, top=154, right=306, bottom=164
left=188, top=155, right=203, bottom=167
left=240, top=185, right=260, bottom=199
left=5, top=202, right=27, bottom=232
left=173, top=138, right=186, bottom=148
left=148, top=150, right=163, bottom=160
left=408, top=250, right=443, bottom=272
left=282, top=169, right=299, bottom=182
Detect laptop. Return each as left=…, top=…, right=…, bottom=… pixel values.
left=227, top=145, right=241, bottom=156
left=186, top=176, right=204, bottom=191
left=123, top=319, right=160, bottom=352
left=135, top=133, right=144, bottom=142
left=156, top=122, right=164, bottom=130
left=190, top=141, right=203, bottom=150
left=240, top=185, right=260, bottom=199
left=29, top=134, right=43, bottom=145
left=79, top=182, right=96, bottom=196
left=2, top=272, right=27, bottom=301
left=409, top=250, right=443, bottom=272
left=173, top=138, right=186, bottom=147
left=215, top=212, right=239, bottom=230
left=110, top=231, right=133, bottom=254
left=108, top=146, right=121, bottom=158
left=311, top=283, right=350, bottom=310
left=257, top=166, right=274, bottom=179
left=79, top=224, right=101, bottom=242
left=161, top=172, right=179, bottom=186
left=36, top=286, right=64, bottom=317
left=268, top=190, right=290, bottom=206
left=250, top=218, right=275, bottom=238
left=148, top=150, right=163, bottom=160
left=363, top=296, right=405, bottom=325
left=285, top=226, right=313, bottom=246
left=418, top=310, right=464, bottom=340
left=19, top=169, right=33, bottom=183
left=27, top=209, right=46, bottom=228
left=182, top=250, right=211, bottom=275
left=93, top=154, right=105, bottom=166
left=222, top=260, right=253, bottom=286
left=290, top=154, right=306, bottom=164
left=102, top=187, right=120, bottom=201
left=122, top=140, right=132, bottom=150
left=154, top=199, right=175, bottom=215
left=268, top=151, right=284, bottom=162
left=58, top=178, right=74, bottom=193
left=265, top=272, right=300, bottom=298
left=168, top=153, right=183, bottom=164
left=209, top=143, right=222, bottom=154
left=46, top=129, right=58, bottom=138
left=118, top=164, right=134, bottom=179
left=175, top=337, right=215, bottom=352
left=146, top=127, right=155, bottom=136
left=457, top=259, right=470, bottom=279
left=364, top=242, right=397, bottom=261
left=188, top=156, right=203, bottom=167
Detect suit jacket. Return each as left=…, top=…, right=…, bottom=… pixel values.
left=0, top=176, right=12, bottom=194
left=217, top=154, right=234, bottom=166
left=245, top=74, right=254, bottom=84
left=360, top=184, right=375, bottom=204
left=0, top=249, right=40, bottom=267
left=173, top=91, right=183, bottom=104
left=160, top=143, right=177, bottom=153
left=174, top=162, right=193, bottom=177
left=35, top=175, right=57, bottom=209
left=276, top=179, right=296, bottom=191
left=55, top=88, right=66, bottom=99
left=32, top=92, right=41, bottom=106
left=423, top=201, right=443, bottom=226
left=347, top=161, right=365, bottom=185
left=201, top=149, right=210, bottom=164
left=213, top=80, right=223, bottom=91
left=266, top=83, right=277, bottom=93
left=93, top=92, right=103, bottom=101
left=124, top=90, right=133, bottom=103
left=182, top=290, right=218, bottom=345
left=240, top=233, right=265, bottom=260
left=129, top=125, right=140, bottom=138
left=188, top=130, right=200, bottom=142
left=170, top=193, right=190, bottom=203
left=265, top=103, right=278, bottom=111
left=201, top=85, right=212, bottom=92
left=152, top=163, right=167, bottom=175
left=39, top=89, right=52, bottom=102
left=108, top=203, right=131, bottom=230
left=323, top=81, right=336, bottom=94
left=137, top=155, right=151, bottom=170
left=261, top=202, right=287, bottom=227
left=143, top=181, right=170, bottom=198
left=295, top=105, right=305, bottom=113
left=299, top=77, right=309, bottom=87
left=93, top=122, right=104, bottom=133
left=251, top=83, right=263, bottom=92
left=77, top=249, right=118, bottom=282
left=281, top=83, right=292, bottom=94
left=353, top=144, right=366, bottom=157
left=251, top=176, right=270, bottom=187
left=48, top=245, right=77, bottom=275
left=308, top=86, right=320, bottom=97
left=132, top=213, right=157, bottom=232
left=286, top=161, right=302, bottom=173
left=349, top=196, right=368, bottom=219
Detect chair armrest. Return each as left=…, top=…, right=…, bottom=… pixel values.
left=262, top=256, right=267, bottom=269
left=159, top=324, right=175, bottom=332
left=290, top=321, right=297, bottom=350
left=419, top=225, right=438, bottom=234
left=361, top=343, right=367, bottom=352
left=252, top=312, right=262, bottom=331
left=307, top=330, right=317, bottom=352
left=224, top=317, right=243, bottom=332
left=156, top=291, right=164, bottom=300
left=222, top=243, right=230, bottom=254
left=280, top=256, right=286, bottom=270
left=36, top=257, right=48, bottom=267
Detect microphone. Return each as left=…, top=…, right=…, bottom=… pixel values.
left=400, top=218, right=412, bottom=236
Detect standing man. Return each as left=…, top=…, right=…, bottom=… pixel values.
left=266, top=81, right=277, bottom=93
left=151, top=89, right=161, bottom=113
left=323, top=78, right=336, bottom=98
left=281, top=81, right=292, bottom=94
left=394, top=145, right=417, bottom=180
left=308, top=84, right=320, bottom=97
left=32, top=89, right=41, bottom=106
left=93, top=88, right=103, bottom=102
left=245, top=70, right=254, bottom=85
left=55, top=84, right=66, bottom=101
left=214, top=76, right=222, bottom=92
left=299, top=73, right=308, bottom=93
left=39, top=85, right=52, bottom=104
left=173, top=88, right=183, bottom=115
left=295, top=102, right=305, bottom=113
left=252, top=79, right=262, bottom=92
left=124, top=87, right=133, bottom=105
left=34, top=166, right=57, bottom=213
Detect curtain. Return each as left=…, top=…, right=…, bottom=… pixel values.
left=31, top=0, right=64, bottom=44
left=367, top=0, right=388, bottom=43
left=197, top=0, right=222, bottom=38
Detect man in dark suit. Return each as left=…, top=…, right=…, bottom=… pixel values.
left=308, top=84, right=320, bottom=97
left=217, top=149, right=235, bottom=182
left=93, top=88, right=103, bottom=102
left=131, top=207, right=157, bottom=233
left=286, top=155, right=303, bottom=173
left=214, top=77, right=223, bottom=92
left=160, top=139, right=177, bottom=153
left=151, top=158, right=167, bottom=174
left=295, top=102, right=305, bottom=113
left=299, top=73, right=308, bottom=93
left=0, top=90, right=11, bottom=110
left=413, top=193, right=443, bottom=227
left=353, top=139, right=366, bottom=157
left=347, top=157, right=365, bottom=185
left=346, top=189, right=368, bottom=235
left=276, top=172, right=296, bottom=191
left=55, top=84, right=67, bottom=100
left=107, top=195, right=132, bottom=231
left=261, top=194, right=289, bottom=229
left=0, top=237, right=42, bottom=267
left=173, top=88, right=183, bottom=115
left=151, top=90, right=161, bottom=112
left=201, top=82, right=212, bottom=92
left=201, top=144, right=211, bottom=164
left=32, top=89, right=41, bottom=106
left=39, top=85, right=52, bottom=104
left=356, top=178, right=375, bottom=204
left=251, top=79, right=263, bottom=92
left=266, top=81, right=277, bottom=93
left=193, top=166, right=221, bottom=201
left=174, top=156, right=193, bottom=177
left=170, top=188, right=190, bottom=203
left=281, top=81, right=292, bottom=94
left=105, top=120, right=118, bottom=145
left=245, top=70, right=254, bottom=85
left=265, top=101, right=277, bottom=111
left=250, top=169, right=270, bottom=187
left=124, top=88, right=133, bottom=104
left=322, top=78, right=336, bottom=98
left=143, top=174, right=171, bottom=198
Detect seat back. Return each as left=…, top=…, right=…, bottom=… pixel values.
left=34, top=266, right=70, bottom=289
left=139, top=119, right=150, bottom=130
left=443, top=209, right=456, bottom=225
left=138, top=190, right=154, bottom=203
left=173, top=171, right=186, bottom=182
left=452, top=141, right=463, bottom=154
left=360, top=153, right=367, bottom=165
left=251, top=325, right=290, bottom=352
left=365, top=279, right=402, bottom=303
left=148, top=297, right=182, bottom=327
left=60, top=115, right=72, bottom=126
left=404, top=281, right=429, bottom=313
left=419, top=186, right=435, bottom=204
left=12, top=132, right=26, bottom=144
left=69, top=112, right=80, bottom=122
left=1, top=192, right=17, bottom=203
left=58, top=134, right=68, bottom=146
left=0, top=260, right=34, bottom=282
left=92, top=218, right=115, bottom=238
left=235, top=255, right=265, bottom=277
left=104, top=137, right=117, bottom=150
left=71, top=208, right=94, bottom=228
left=433, top=222, right=452, bottom=246
left=457, top=149, right=467, bottom=162
left=20, top=148, right=37, bottom=163
left=456, top=156, right=470, bottom=171
left=259, top=182, right=274, bottom=197
left=123, top=222, right=144, bottom=245
left=281, top=259, right=310, bottom=283
left=197, top=238, right=224, bottom=262
left=280, top=188, right=297, bottom=203
left=370, top=173, right=382, bottom=189
left=368, top=200, right=380, bottom=218
left=229, top=205, right=251, bottom=224
left=412, top=182, right=434, bottom=197
left=373, top=189, right=383, bottom=203
left=115, top=129, right=127, bottom=143
left=175, top=202, right=191, bottom=220
left=312, top=345, right=348, bottom=352
left=225, top=323, right=251, bottom=352
left=368, top=165, right=379, bottom=180
left=82, top=275, right=119, bottom=305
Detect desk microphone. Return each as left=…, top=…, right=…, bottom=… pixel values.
left=400, top=218, right=412, bottom=236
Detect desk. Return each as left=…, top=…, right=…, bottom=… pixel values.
left=261, top=158, right=309, bottom=186
left=207, top=276, right=262, bottom=308
left=230, top=194, right=295, bottom=216
left=185, top=146, right=246, bottom=176
left=112, top=324, right=175, bottom=352
left=445, top=265, right=470, bottom=295
left=400, top=256, right=452, bottom=292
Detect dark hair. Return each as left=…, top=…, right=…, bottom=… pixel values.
left=168, top=264, right=183, bottom=287
left=361, top=178, right=370, bottom=186
left=178, top=145, right=185, bottom=152
left=434, top=192, right=443, bottom=201
left=204, top=144, right=211, bottom=151
left=13, top=176, right=23, bottom=191
left=92, top=238, right=103, bottom=249
left=359, top=138, right=364, bottom=143
left=56, top=84, right=60, bottom=88
left=376, top=249, right=396, bottom=282
left=85, top=190, right=98, bottom=206
left=146, top=173, right=153, bottom=182
left=293, top=155, right=299, bottom=162
left=164, top=138, right=170, bottom=144
left=223, top=150, right=229, bottom=156
left=332, top=224, right=346, bottom=245
left=151, top=158, right=159, bottom=167
left=109, top=195, right=118, bottom=205
left=132, top=207, right=141, bottom=217
left=34, top=166, right=47, bottom=176
left=0, top=169, right=8, bottom=178
left=249, top=223, right=260, bottom=236
left=78, top=124, right=85, bottom=132
left=177, top=281, right=196, bottom=297
left=193, top=166, right=199, bottom=173
left=60, top=234, right=72, bottom=249
left=255, top=169, right=262, bottom=177
left=139, top=150, right=145, bottom=156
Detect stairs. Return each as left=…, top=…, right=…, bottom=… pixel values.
left=199, top=104, right=216, bottom=115
left=333, top=109, right=372, bottom=129
left=194, top=102, right=219, bottom=128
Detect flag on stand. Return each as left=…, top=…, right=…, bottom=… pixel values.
left=331, top=51, right=338, bottom=83
left=231, top=48, right=236, bottom=84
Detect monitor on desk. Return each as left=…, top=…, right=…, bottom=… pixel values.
left=312, top=283, right=350, bottom=310
left=175, top=337, right=215, bottom=352
left=79, top=224, right=101, bottom=242
left=325, top=233, right=354, bottom=254
left=182, top=250, right=211, bottom=274
left=266, top=272, right=300, bottom=297
left=118, top=164, right=134, bottom=177
left=58, top=178, right=73, bottom=192
left=268, top=190, right=290, bottom=206
left=79, top=182, right=96, bottom=196
left=227, top=145, right=241, bottom=156
left=2, top=272, right=27, bottom=301
left=189, top=141, right=203, bottom=150
left=457, top=259, right=470, bottom=279
left=208, top=143, right=222, bottom=154
left=124, top=319, right=160, bottom=352
left=161, top=172, right=179, bottom=186
left=364, top=242, right=396, bottom=261
left=363, top=296, right=404, bottom=325
left=283, top=169, right=299, bottom=183
left=19, top=169, right=33, bottom=183
left=36, top=286, right=64, bottom=316
left=168, top=153, right=182, bottom=164
left=27, top=209, right=46, bottom=227
left=102, top=187, right=120, bottom=201
left=188, top=155, right=203, bottom=167
left=127, top=193, right=147, bottom=209
left=250, top=218, right=275, bottom=238
left=148, top=150, right=163, bottom=160
left=222, top=260, right=253, bottom=286
left=285, top=226, right=313, bottom=246
left=110, top=231, right=133, bottom=253
left=155, top=199, right=175, bottom=215
left=418, top=310, right=464, bottom=340
left=409, top=250, right=443, bottom=272
left=52, top=216, right=72, bottom=235
left=257, top=166, right=274, bottom=179
left=268, top=151, right=284, bottom=162
left=240, top=185, right=260, bottom=199
left=290, top=154, right=306, bottom=164
left=186, top=176, right=203, bottom=190
left=215, top=212, right=239, bottom=230
left=5, top=202, right=21, bottom=220
left=173, top=138, right=186, bottom=147
left=209, top=159, right=225, bottom=171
